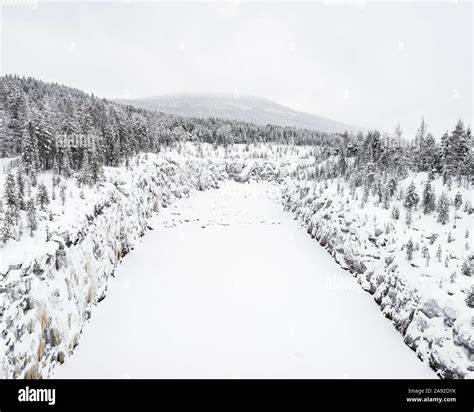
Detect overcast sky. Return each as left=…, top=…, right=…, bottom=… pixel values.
left=1, top=1, right=472, bottom=137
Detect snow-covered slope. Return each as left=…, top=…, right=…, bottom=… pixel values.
left=282, top=169, right=474, bottom=379
left=0, top=148, right=226, bottom=378
left=116, top=93, right=367, bottom=134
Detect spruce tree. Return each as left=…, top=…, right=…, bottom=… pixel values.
left=2, top=207, right=15, bottom=242
left=21, top=123, right=40, bottom=187
left=405, top=207, right=412, bottom=227
left=16, top=167, right=26, bottom=210
left=4, top=170, right=18, bottom=219
left=437, top=192, right=450, bottom=224
left=442, top=120, right=471, bottom=186
left=36, top=182, right=50, bottom=211
left=338, top=147, right=347, bottom=176
left=418, top=132, right=437, bottom=172
left=404, top=182, right=419, bottom=210
left=387, top=176, right=397, bottom=197
left=61, top=146, right=73, bottom=178
left=421, top=173, right=436, bottom=214
left=454, top=192, right=462, bottom=210
left=52, top=157, right=60, bottom=186
left=90, top=142, right=103, bottom=183
left=26, top=198, right=37, bottom=237
left=436, top=244, right=442, bottom=262
left=31, top=108, right=54, bottom=170
left=77, top=150, right=91, bottom=186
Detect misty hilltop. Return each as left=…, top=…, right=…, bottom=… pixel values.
left=115, top=93, right=367, bottom=135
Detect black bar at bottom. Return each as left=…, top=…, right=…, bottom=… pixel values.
left=0, top=379, right=472, bottom=410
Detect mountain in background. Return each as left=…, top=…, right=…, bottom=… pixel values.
left=115, top=93, right=367, bottom=134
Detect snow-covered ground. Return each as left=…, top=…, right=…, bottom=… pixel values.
left=55, top=181, right=434, bottom=378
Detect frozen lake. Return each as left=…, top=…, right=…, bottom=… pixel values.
left=55, top=181, right=434, bottom=378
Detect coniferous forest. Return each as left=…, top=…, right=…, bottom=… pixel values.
left=0, top=74, right=472, bottom=244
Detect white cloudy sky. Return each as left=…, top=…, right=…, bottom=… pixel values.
left=1, top=0, right=472, bottom=136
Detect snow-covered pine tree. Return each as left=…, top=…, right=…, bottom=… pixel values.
left=405, top=207, right=412, bottom=227
left=77, top=150, right=91, bottom=186
left=387, top=176, right=398, bottom=197
left=437, top=192, right=450, bottom=224
left=395, top=123, right=403, bottom=147
left=337, top=146, right=347, bottom=176
left=21, top=122, right=40, bottom=187
left=442, top=120, right=471, bottom=187
left=89, top=142, right=103, bottom=184
left=403, top=182, right=419, bottom=210
left=18, top=217, right=24, bottom=239
left=436, top=244, right=442, bottom=262
left=4, top=170, right=18, bottom=218
left=16, top=167, right=26, bottom=211
left=5, top=85, right=28, bottom=157
left=2, top=207, right=15, bottom=242
left=61, top=146, right=73, bottom=178
left=421, top=172, right=436, bottom=214
left=3, top=170, right=20, bottom=240
left=26, top=198, right=37, bottom=237
left=418, top=132, right=438, bottom=172
left=31, top=107, right=54, bottom=170
left=415, top=117, right=427, bottom=150
left=52, top=157, right=60, bottom=185
left=36, top=182, right=50, bottom=211
left=454, top=192, right=462, bottom=210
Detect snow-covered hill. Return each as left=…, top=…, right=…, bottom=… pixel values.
left=115, top=93, right=367, bottom=134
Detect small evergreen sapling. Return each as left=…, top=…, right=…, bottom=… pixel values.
left=36, top=182, right=50, bottom=211
left=436, top=244, right=442, bottom=262
left=437, top=192, right=450, bottom=224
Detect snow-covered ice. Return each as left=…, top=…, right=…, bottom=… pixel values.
left=55, top=181, right=435, bottom=378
